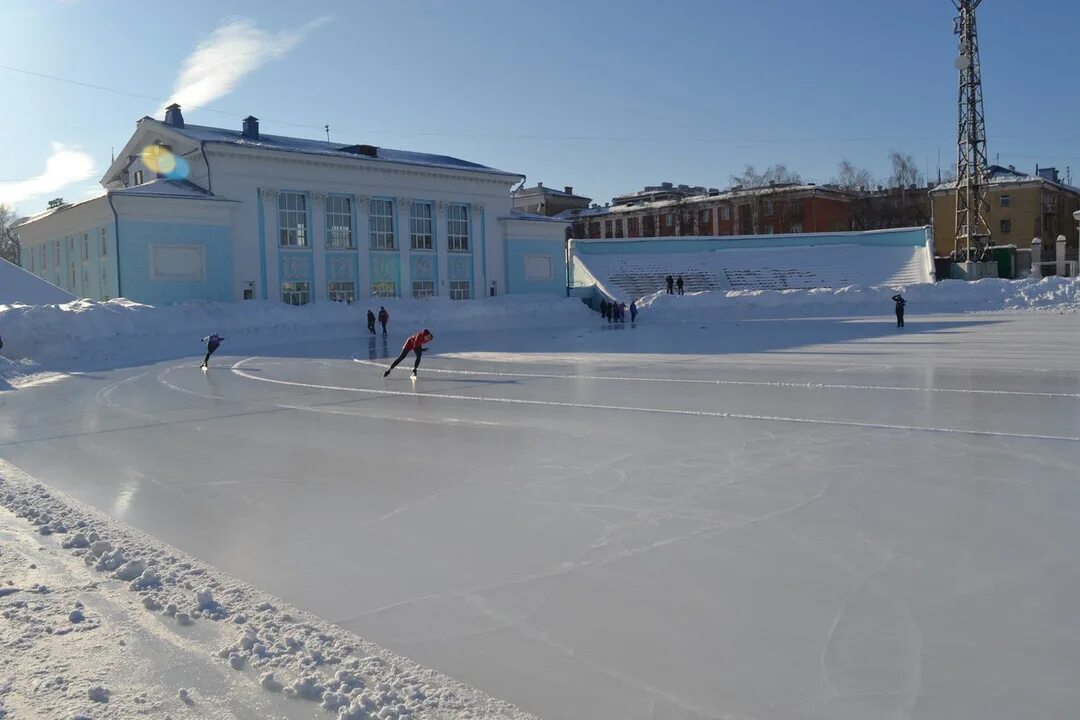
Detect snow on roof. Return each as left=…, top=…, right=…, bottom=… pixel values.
left=499, top=210, right=570, bottom=223
left=111, top=177, right=232, bottom=201
left=518, top=185, right=591, bottom=200
left=0, top=258, right=76, bottom=305
left=151, top=119, right=522, bottom=178
left=932, top=165, right=1080, bottom=194
left=574, top=184, right=850, bottom=217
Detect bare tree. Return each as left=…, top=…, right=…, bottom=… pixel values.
left=833, top=159, right=875, bottom=191
left=0, top=204, right=22, bottom=265
left=888, top=151, right=923, bottom=188
left=730, top=164, right=802, bottom=189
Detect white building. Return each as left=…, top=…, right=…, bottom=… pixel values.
left=15, top=105, right=569, bottom=304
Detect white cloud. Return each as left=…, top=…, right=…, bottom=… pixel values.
left=164, top=16, right=329, bottom=113
left=0, top=143, right=97, bottom=208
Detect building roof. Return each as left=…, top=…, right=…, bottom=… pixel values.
left=148, top=118, right=522, bottom=178
left=573, top=183, right=852, bottom=218
left=499, top=210, right=571, bottom=224
left=931, top=165, right=1080, bottom=195
left=517, top=185, right=592, bottom=201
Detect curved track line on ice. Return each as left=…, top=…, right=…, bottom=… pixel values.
left=351, top=356, right=1080, bottom=400
left=233, top=357, right=1080, bottom=443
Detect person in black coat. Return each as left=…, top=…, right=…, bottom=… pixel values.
left=676, top=275, right=685, bottom=295
left=665, top=275, right=674, bottom=294
left=599, top=298, right=608, bottom=320
left=891, top=294, right=907, bottom=328
left=366, top=310, right=377, bottom=335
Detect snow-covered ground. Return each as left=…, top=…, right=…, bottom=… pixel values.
left=2, top=283, right=1080, bottom=719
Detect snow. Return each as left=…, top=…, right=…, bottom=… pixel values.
left=3, top=301, right=1080, bottom=719
left=0, top=258, right=75, bottom=306
left=0, top=459, right=539, bottom=719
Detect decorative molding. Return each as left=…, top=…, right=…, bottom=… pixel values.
left=435, top=200, right=449, bottom=212
left=470, top=203, right=485, bottom=212
left=311, top=191, right=328, bottom=202
left=258, top=188, right=280, bottom=201
left=396, top=197, right=412, bottom=212
left=353, top=194, right=371, bottom=207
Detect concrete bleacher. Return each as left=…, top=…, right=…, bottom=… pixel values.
left=572, top=233, right=933, bottom=302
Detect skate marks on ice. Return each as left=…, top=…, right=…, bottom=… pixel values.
left=236, top=357, right=1080, bottom=443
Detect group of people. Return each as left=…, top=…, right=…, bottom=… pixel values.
left=665, top=275, right=685, bottom=295
left=366, top=306, right=391, bottom=335
left=598, top=298, right=637, bottom=323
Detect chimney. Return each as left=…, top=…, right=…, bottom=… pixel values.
left=537, top=182, right=543, bottom=189
left=164, top=103, right=184, bottom=129
left=564, top=186, right=573, bottom=195
left=242, top=116, right=260, bottom=140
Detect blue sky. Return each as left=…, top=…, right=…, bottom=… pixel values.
left=2, top=0, right=1078, bottom=214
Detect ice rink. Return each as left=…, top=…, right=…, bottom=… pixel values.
left=2, top=313, right=1079, bottom=720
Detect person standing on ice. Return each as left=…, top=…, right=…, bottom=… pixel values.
left=676, top=275, right=685, bottom=295
left=377, top=306, right=390, bottom=335
left=200, top=334, right=224, bottom=369
left=599, top=298, right=608, bottom=320
left=665, top=275, right=674, bottom=294
left=384, top=328, right=434, bottom=378
left=891, top=293, right=907, bottom=328
left=630, top=301, right=638, bottom=323
left=366, top=309, right=377, bottom=335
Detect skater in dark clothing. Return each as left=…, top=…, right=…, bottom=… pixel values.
left=384, top=328, right=433, bottom=377
left=676, top=275, right=685, bottom=295
left=377, top=306, right=390, bottom=335
left=200, top=334, right=224, bottom=368
left=891, top=294, right=906, bottom=328
left=618, top=302, right=627, bottom=322
left=599, top=299, right=608, bottom=320
left=366, top=310, right=377, bottom=335
left=665, top=275, right=674, bottom=294
left=629, top=301, right=638, bottom=323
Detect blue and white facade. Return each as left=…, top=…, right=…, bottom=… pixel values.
left=15, top=106, right=569, bottom=305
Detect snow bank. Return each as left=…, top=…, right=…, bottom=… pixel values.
left=0, top=258, right=75, bottom=305
left=0, top=458, right=538, bottom=719
left=637, top=276, right=1080, bottom=320
left=0, top=295, right=595, bottom=382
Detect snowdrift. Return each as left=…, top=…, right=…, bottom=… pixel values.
left=0, top=258, right=75, bottom=305
left=637, top=276, right=1080, bottom=320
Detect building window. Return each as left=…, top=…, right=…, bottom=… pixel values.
left=369, top=199, right=395, bottom=249
left=588, top=221, right=600, bottom=238
left=764, top=224, right=775, bottom=234
left=410, top=202, right=433, bottom=250
left=29, top=249, right=34, bottom=272
left=371, top=281, right=396, bottom=297
left=134, top=170, right=143, bottom=185
left=720, top=206, right=731, bottom=221
left=327, top=281, right=355, bottom=303
left=412, top=280, right=435, bottom=298
left=54, top=241, right=59, bottom=265
left=281, top=281, right=310, bottom=305
left=701, top=209, right=711, bottom=222
left=614, top=219, right=624, bottom=238
left=604, top=220, right=613, bottom=238
left=765, top=200, right=775, bottom=216
left=628, top=217, right=639, bottom=235
left=70, top=264, right=75, bottom=287
left=665, top=213, right=674, bottom=227
left=447, top=204, right=470, bottom=252
left=449, top=280, right=470, bottom=300
left=1000, top=218, right=1012, bottom=233
left=278, top=192, right=308, bottom=247
left=791, top=222, right=803, bottom=233
left=325, top=195, right=354, bottom=249
left=100, top=228, right=108, bottom=256
left=1000, top=194, right=1011, bottom=207
left=83, top=233, right=89, bottom=260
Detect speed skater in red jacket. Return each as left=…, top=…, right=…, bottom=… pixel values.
left=384, top=329, right=434, bottom=377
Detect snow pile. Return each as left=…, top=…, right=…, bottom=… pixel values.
left=0, top=258, right=74, bottom=305
left=637, top=276, right=1080, bottom=320
left=0, top=294, right=595, bottom=381
left=0, top=458, right=538, bottom=719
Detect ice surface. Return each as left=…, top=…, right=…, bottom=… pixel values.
left=2, top=312, right=1080, bottom=719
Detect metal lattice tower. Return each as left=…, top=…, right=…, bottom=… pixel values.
left=952, top=0, right=991, bottom=260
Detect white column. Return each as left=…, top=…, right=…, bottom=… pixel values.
left=259, top=189, right=280, bottom=301
left=355, top=195, right=371, bottom=297
left=435, top=200, right=449, bottom=297
left=472, top=203, right=486, bottom=297
left=397, top=197, right=412, bottom=298
left=1030, top=237, right=1042, bottom=278
left=311, top=192, right=327, bottom=301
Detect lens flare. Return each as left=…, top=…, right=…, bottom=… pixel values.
left=140, top=145, right=190, bottom=180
